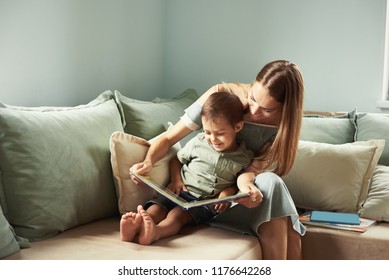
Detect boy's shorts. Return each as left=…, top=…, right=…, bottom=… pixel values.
left=144, top=190, right=218, bottom=225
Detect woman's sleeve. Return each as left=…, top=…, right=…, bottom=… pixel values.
left=180, top=84, right=222, bottom=130
left=180, top=100, right=202, bottom=131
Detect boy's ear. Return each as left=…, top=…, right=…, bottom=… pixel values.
left=235, top=121, right=244, bottom=132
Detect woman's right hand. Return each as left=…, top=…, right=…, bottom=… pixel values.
left=129, top=160, right=153, bottom=184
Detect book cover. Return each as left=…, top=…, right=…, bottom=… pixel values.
left=299, top=211, right=377, bottom=233
left=310, top=210, right=360, bottom=225
left=130, top=171, right=250, bottom=210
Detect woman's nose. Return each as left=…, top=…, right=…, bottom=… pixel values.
left=251, top=104, right=263, bottom=116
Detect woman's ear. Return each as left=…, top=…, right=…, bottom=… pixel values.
left=235, top=121, right=244, bottom=133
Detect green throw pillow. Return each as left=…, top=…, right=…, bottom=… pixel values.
left=114, top=89, right=198, bottom=140
left=358, top=165, right=389, bottom=221
left=300, top=111, right=355, bottom=144
left=0, top=91, right=123, bottom=241
left=0, top=205, right=20, bottom=259
left=355, top=113, right=389, bottom=165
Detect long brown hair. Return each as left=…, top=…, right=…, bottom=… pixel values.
left=256, top=60, right=304, bottom=176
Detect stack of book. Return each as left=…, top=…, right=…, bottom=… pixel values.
left=299, top=210, right=377, bottom=233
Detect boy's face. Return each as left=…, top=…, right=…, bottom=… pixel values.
left=202, top=116, right=242, bottom=152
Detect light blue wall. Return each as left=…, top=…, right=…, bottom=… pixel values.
left=164, top=0, right=387, bottom=113
left=0, top=0, right=387, bottom=113
left=0, top=0, right=166, bottom=106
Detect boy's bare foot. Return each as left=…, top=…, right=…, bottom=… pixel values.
left=120, top=210, right=142, bottom=242
left=138, top=205, right=159, bottom=245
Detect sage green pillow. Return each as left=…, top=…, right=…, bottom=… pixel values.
left=358, top=165, right=389, bottom=221
left=115, top=89, right=198, bottom=140
left=300, top=112, right=355, bottom=144
left=0, top=205, right=20, bottom=259
left=0, top=91, right=123, bottom=241
left=355, top=113, right=389, bottom=165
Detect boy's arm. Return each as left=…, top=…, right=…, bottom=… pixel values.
left=218, top=185, right=238, bottom=198
left=168, top=156, right=188, bottom=194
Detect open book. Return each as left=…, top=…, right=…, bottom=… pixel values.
left=131, top=171, right=250, bottom=210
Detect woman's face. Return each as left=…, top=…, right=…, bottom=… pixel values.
left=247, top=82, right=283, bottom=126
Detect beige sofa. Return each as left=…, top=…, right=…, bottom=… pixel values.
left=1, top=90, right=388, bottom=260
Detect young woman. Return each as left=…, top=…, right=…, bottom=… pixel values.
left=130, top=60, right=306, bottom=259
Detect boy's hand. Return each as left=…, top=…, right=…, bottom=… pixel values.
left=214, top=201, right=230, bottom=213
left=167, top=180, right=188, bottom=195
left=214, top=187, right=236, bottom=213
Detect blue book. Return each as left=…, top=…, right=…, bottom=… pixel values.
left=310, top=210, right=360, bottom=225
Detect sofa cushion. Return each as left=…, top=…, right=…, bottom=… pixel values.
left=110, top=131, right=180, bottom=214
left=355, top=113, right=389, bottom=165
left=358, top=165, right=389, bottom=222
left=302, top=222, right=389, bottom=259
left=283, top=140, right=385, bottom=213
left=0, top=91, right=123, bottom=241
left=3, top=217, right=262, bottom=260
left=114, top=89, right=198, bottom=140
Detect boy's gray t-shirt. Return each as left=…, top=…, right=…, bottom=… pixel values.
left=177, top=133, right=253, bottom=198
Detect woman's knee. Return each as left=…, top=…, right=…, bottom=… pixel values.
left=254, top=172, right=285, bottom=193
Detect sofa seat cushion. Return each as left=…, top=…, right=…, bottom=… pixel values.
left=302, top=222, right=389, bottom=260
left=4, top=217, right=262, bottom=260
